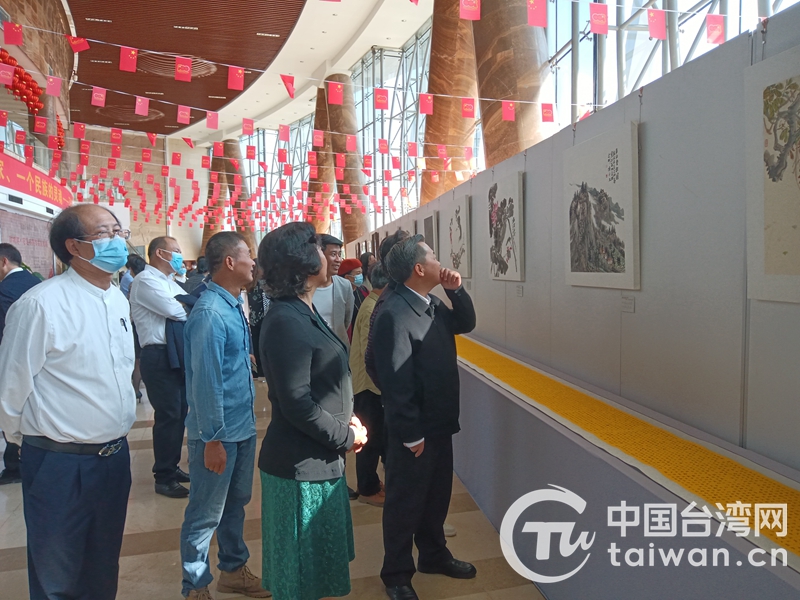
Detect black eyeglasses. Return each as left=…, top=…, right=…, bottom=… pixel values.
left=76, top=229, right=131, bottom=241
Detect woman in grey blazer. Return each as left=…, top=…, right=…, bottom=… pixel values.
left=257, top=222, right=367, bottom=600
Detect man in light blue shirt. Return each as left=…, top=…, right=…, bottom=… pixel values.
left=180, top=232, right=269, bottom=599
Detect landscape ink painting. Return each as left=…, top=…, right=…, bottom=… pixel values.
left=563, top=121, right=640, bottom=289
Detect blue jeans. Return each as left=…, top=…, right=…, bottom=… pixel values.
left=180, top=436, right=256, bottom=596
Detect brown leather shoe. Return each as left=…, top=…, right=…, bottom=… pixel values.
left=358, top=488, right=385, bottom=507
left=217, top=564, right=271, bottom=598
left=186, top=587, right=213, bottom=600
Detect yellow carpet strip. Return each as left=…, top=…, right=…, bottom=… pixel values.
left=456, top=336, right=800, bottom=558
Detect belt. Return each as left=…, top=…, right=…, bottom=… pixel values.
left=24, top=435, right=126, bottom=457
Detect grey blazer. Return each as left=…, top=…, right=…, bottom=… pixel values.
left=318, top=275, right=354, bottom=349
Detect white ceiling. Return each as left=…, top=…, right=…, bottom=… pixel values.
left=173, top=0, right=433, bottom=145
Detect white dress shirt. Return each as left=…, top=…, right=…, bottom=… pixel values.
left=129, top=265, right=187, bottom=346
left=0, top=268, right=137, bottom=444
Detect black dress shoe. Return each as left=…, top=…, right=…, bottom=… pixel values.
left=418, top=557, right=477, bottom=579
left=0, top=470, right=21, bottom=485
left=385, top=584, right=419, bottom=600
left=348, top=485, right=359, bottom=500
left=155, top=481, right=189, bottom=498
left=175, top=468, right=190, bottom=483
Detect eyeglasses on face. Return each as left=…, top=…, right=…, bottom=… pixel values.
left=77, top=229, right=132, bottom=241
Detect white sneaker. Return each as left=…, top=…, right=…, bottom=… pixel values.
left=444, top=522, right=457, bottom=537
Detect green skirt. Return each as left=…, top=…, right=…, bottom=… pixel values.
left=260, top=472, right=355, bottom=600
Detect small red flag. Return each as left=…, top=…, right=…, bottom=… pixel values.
left=142, top=148, right=152, bottom=163
left=228, top=66, right=245, bottom=90
left=91, top=87, right=107, bottom=107
left=246, top=146, right=256, bottom=160
left=120, top=47, right=138, bottom=72
left=187, top=169, right=195, bottom=180
left=364, top=155, right=373, bottom=168
left=308, top=151, right=317, bottom=165
left=378, top=139, right=389, bottom=154
left=346, top=135, right=357, bottom=152
left=541, top=103, right=554, bottom=122
left=34, top=116, right=47, bottom=134
left=147, top=132, right=157, bottom=146
left=502, top=101, right=516, bottom=121
left=648, top=9, right=666, bottom=40
left=283, top=164, right=293, bottom=177
left=328, top=81, right=344, bottom=105
left=110, top=128, right=122, bottom=144
left=177, top=105, right=191, bottom=124
left=164, top=167, right=171, bottom=178
left=281, top=74, right=295, bottom=99
left=461, top=97, right=475, bottom=119
left=182, top=137, right=195, bottom=149
left=135, top=96, right=149, bottom=116
left=707, top=14, right=725, bottom=44
left=3, top=22, right=23, bottom=45
left=242, top=118, right=254, bottom=135
left=66, top=36, right=90, bottom=52
left=172, top=152, right=182, bottom=166
left=213, top=142, right=224, bottom=156
left=202, top=156, right=211, bottom=168
left=46, top=76, right=61, bottom=97
left=527, top=0, right=547, bottom=28
left=374, top=88, right=389, bottom=110
left=112, top=145, right=121, bottom=158
left=79, top=140, right=91, bottom=154
left=590, top=3, right=608, bottom=35
left=313, top=130, right=324, bottom=147
left=0, top=111, right=6, bottom=127
left=279, top=124, right=290, bottom=142
left=206, top=111, right=219, bottom=129
left=74, top=123, right=86, bottom=139
left=460, top=0, right=480, bottom=21
left=310, top=165, right=319, bottom=179
left=135, top=162, right=143, bottom=174
left=47, top=135, right=58, bottom=149
left=0, top=65, right=12, bottom=86
left=420, top=93, right=434, bottom=115
left=407, top=142, right=418, bottom=157
left=336, top=153, right=346, bottom=168
left=437, top=145, right=447, bottom=159
left=392, top=156, right=401, bottom=170
left=175, top=56, right=192, bottom=82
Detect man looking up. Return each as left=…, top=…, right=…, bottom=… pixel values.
left=0, top=205, right=136, bottom=600
left=373, top=235, right=477, bottom=600
left=0, top=243, right=41, bottom=485
left=180, top=232, right=269, bottom=600
left=129, top=236, right=190, bottom=498
left=314, top=234, right=353, bottom=349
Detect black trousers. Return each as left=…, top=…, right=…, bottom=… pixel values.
left=2, top=432, right=20, bottom=474
left=353, top=390, right=385, bottom=496
left=21, top=439, right=131, bottom=600
left=139, top=345, right=187, bottom=484
left=381, top=435, right=454, bottom=587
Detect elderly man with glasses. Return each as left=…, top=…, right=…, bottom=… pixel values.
left=0, top=205, right=137, bottom=600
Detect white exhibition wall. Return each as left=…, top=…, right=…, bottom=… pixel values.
left=347, top=4, right=800, bottom=471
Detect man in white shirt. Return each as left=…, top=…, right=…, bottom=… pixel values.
left=0, top=205, right=136, bottom=600
left=129, top=236, right=190, bottom=498
left=315, top=234, right=354, bottom=349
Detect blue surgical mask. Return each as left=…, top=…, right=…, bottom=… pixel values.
left=76, top=236, right=129, bottom=273
left=353, top=274, right=364, bottom=286
left=177, top=266, right=187, bottom=276
left=160, top=249, right=184, bottom=273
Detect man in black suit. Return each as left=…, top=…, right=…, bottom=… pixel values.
left=0, top=243, right=41, bottom=485
left=373, top=234, right=477, bottom=600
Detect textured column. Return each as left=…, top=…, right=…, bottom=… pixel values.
left=199, top=155, right=228, bottom=255
left=223, top=139, right=257, bottom=256
left=326, top=74, right=369, bottom=243
left=309, top=90, right=335, bottom=234
left=472, top=0, right=550, bottom=168
left=420, top=0, right=479, bottom=205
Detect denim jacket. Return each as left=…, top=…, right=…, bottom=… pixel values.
left=184, top=282, right=256, bottom=443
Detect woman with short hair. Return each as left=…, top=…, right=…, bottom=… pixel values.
left=257, top=222, right=367, bottom=600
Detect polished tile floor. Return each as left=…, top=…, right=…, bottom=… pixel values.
left=0, top=382, right=544, bottom=600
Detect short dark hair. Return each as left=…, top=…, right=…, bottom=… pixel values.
left=126, top=254, right=147, bottom=275
left=368, top=261, right=390, bottom=290
left=205, top=231, right=247, bottom=275
left=196, top=256, right=208, bottom=273
left=259, top=222, right=322, bottom=299
left=49, top=205, right=119, bottom=265
left=147, top=236, right=176, bottom=260
left=385, top=234, right=426, bottom=284
left=319, top=234, right=343, bottom=250
left=0, top=243, right=22, bottom=267
left=379, top=228, right=410, bottom=264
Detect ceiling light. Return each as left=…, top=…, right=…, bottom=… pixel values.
left=145, top=91, right=164, bottom=95
left=113, top=123, right=130, bottom=126
left=208, top=95, right=226, bottom=99
left=71, top=108, right=80, bottom=111
left=257, top=33, right=280, bottom=38
left=165, top=125, right=179, bottom=128
left=173, top=25, right=198, bottom=30
left=90, top=59, right=113, bottom=64
left=85, top=17, right=112, bottom=23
